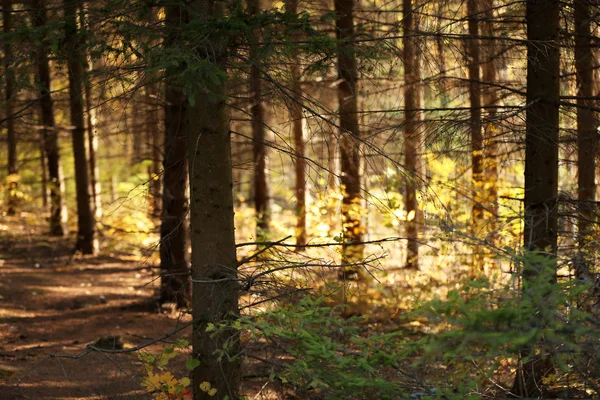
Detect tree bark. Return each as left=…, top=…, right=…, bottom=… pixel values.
left=574, top=0, right=597, bottom=279
left=482, top=0, right=499, bottom=232
left=249, top=0, right=270, bottom=242
left=84, top=58, right=102, bottom=220
left=467, top=0, right=484, bottom=243
left=64, top=0, right=97, bottom=254
left=187, top=1, right=240, bottom=398
left=287, top=0, right=307, bottom=248
left=159, top=4, right=190, bottom=308
left=403, top=0, right=422, bottom=269
left=335, top=0, right=364, bottom=275
left=3, top=0, right=18, bottom=215
left=34, top=0, right=67, bottom=236
left=511, top=0, right=560, bottom=396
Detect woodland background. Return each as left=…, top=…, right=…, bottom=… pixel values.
left=0, top=0, right=600, bottom=398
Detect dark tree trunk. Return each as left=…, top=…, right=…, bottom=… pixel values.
left=287, top=0, right=307, bottom=248
left=64, top=0, right=97, bottom=254
left=159, top=4, right=190, bottom=308
left=4, top=0, right=18, bottom=215
left=511, top=0, right=560, bottom=397
left=403, top=0, right=422, bottom=269
left=335, top=0, right=364, bottom=274
left=574, top=0, right=598, bottom=279
left=187, top=1, right=240, bottom=398
left=33, top=0, right=67, bottom=236
left=249, top=0, right=270, bottom=242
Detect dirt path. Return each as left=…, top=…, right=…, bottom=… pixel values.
left=0, top=220, right=192, bottom=399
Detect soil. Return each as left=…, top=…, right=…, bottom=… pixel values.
left=0, top=217, right=194, bottom=399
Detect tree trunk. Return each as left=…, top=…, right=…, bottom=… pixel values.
left=249, top=0, right=270, bottom=242
left=187, top=2, right=240, bottom=398
left=147, top=20, right=162, bottom=220
left=39, top=136, right=49, bottom=208
left=159, top=4, right=190, bottom=308
left=574, top=0, right=597, bottom=279
left=511, top=0, right=560, bottom=396
left=482, top=0, right=499, bottom=233
left=64, top=0, right=97, bottom=254
left=287, top=0, right=307, bottom=248
left=4, top=0, right=18, bottom=215
left=467, top=0, right=484, bottom=240
left=403, top=0, right=422, bottom=269
left=335, top=0, right=364, bottom=276
left=84, top=58, right=102, bottom=221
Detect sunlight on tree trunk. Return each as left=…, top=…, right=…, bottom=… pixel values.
left=286, top=0, right=307, bottom=249
left=511, top=0, right=560, bottom=396
left=187, top=1, right=241, bottom=398
left=481, top=0, right=499, bottom=251
left=64, top=0, right=97, bottom=254
left=574, top=0, right=597, bottom=280
left=249, top=0, right=271, bottom=243
left=84, top=56, right=103, bottom=221
left=4, top=0, right=18, bottom=216
left=402, top=0, right=422, bottom=270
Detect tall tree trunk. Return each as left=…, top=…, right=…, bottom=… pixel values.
left=146, top=4, right=162, bottom=220
left=467, top=0, right=483, bottom=232
left=3, top=0, right=18, bottom=215
left=34, top=0, right=67, bottom=236
left=335, top=0, right=364, bottom=275
left=482, top=0, right=499, bottom=233
left=188, top=1, right=240, bottom=397
left=287, top=0, right=307, bottom=248
left=84, top=59, right=102, bottom=220
left=574, top=0, right=597, bottom=279
left=467, top=0, right=484, bottom=275
left=249, top=0, right=270, bottom=242
left=159, top=4, right=190, bottom=308
left=403, top=0, right=422, bottom=269
left=148, top=82, right=162, bottom=218
left=64, top=0, right=97, bottom=254
left=511, top=0, right=560, bottom=396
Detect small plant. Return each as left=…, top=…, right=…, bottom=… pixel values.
left=138, top=339, right=201, bottom=399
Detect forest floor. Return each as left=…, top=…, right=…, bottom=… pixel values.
left=0, top=216, right=199, bottom=399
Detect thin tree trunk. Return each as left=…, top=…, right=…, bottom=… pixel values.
left=84, top=60, right=102, bottom=220
left=64, top=0, right=97, bottom=254
left=4, top=0, right=18, bottom=215
left=39, top=135, right=49, bottom=207
left=482, top=0, right=499, bottom=230
left=403, top=0, right=422, bottom=270
left=574, top=0, right=597, bottom=279
left=249, top=0, right=270, bottom=242
left=188, top=1, right=240, bottom=397
left=511, top=0, right=560, bottom=396
left=335, top=0, right=364, bottom=277
left=467, top=0, right=484, bottom=274
left=146, top=6, right=162, bottom=221
left=287, top=0, right=307, bottom=248
left=159, top=4, right=190, bottom=308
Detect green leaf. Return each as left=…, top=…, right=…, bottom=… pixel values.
left=186, top=359, right=201, bottom=371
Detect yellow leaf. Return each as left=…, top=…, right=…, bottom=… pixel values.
left=180, top=377, right=191, bottom=387
left=406, top=210, right=416, bottom=221
left=199, top=381, right=212, bottom=392
left=208, top=388, right=217, bottom=397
